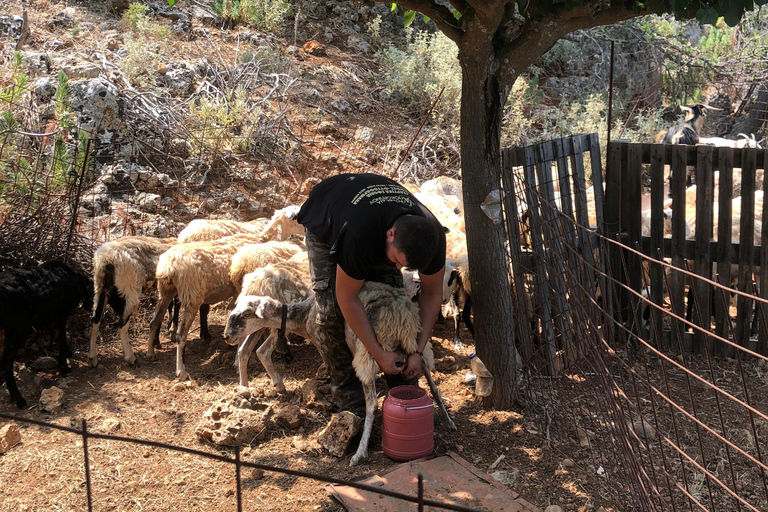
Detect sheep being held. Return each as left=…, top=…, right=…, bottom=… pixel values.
left=224, top=281, right=457, bottom=466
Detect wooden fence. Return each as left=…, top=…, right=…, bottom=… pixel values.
left=605, top=142, right=768, bottom=355
left=501, top=133, right=607, bottom=375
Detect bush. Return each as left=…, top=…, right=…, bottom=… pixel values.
left=380, top=29, right=461, bottom=124
left=212, top=0, right=290, bottom=32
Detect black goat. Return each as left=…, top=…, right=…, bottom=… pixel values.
left=0, top=261, right=93, bottom=408
left=661, top=104, right=720, bottom=145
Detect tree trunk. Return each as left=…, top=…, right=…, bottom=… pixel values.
left=459, top=50, right=518, bottom=409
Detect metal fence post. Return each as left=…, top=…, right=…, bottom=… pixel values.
left=82, top=419, right=93, bottom=512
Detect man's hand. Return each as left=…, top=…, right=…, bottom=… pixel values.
left=377, top=350, right=406, bottom=375
left=403, top=352, right=423, bottom=380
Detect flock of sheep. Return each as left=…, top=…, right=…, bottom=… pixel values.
left=0, top=176, right=469, bottom=465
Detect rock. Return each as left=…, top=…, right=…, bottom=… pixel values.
left=161, top=65, right=196, bottom=97
left=32, top=356, right=59, bottom=371
left=303, top=39, right=326, bottom=55
left=562, top=458, right=575, bottom=468
left=354, top=127, right=374, bottom=143
left=101, top=418, right=121, bottom=433
left=576, top=427, right=595, bottom=448
left=196, top=397, right=268, bottom=446
left=317, top=412, right=361, bottom=457
left=32, top=77, right=58, bottom=103
left=545, top=506, right=564, bottom=512
left=331, top=98, right=351, bottom=113
left=301, top=378, right=330, bottom=409
left=61, top=63, right=101, bottom=80
left=40, top=386, right=64, bottom=413
left=346, top=35, right=371, bottom=54
left=629, top=417, right=657, bottom=440
left=490, top=470, right=519, bottom=485
left=69, top=78, right=123, bottom=138
left=0, top=422, right=22, bottom=453
left=275, top=405, right=303, bottom=429
left=317, top=121, right=336, bottom=135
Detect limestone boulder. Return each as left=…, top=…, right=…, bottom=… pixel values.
left=317, top=412, right=361, bottom=457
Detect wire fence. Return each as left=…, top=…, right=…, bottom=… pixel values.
left=505, top=134, right=768, bottom=512
left=0, top=412, right=489, bottom=512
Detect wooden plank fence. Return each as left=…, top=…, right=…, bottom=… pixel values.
left=605, top=141, right=768, bottom=354
left=501, top=133, right=606, bottom=376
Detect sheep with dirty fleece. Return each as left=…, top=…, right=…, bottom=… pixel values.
left=146, top=234, right=263, bottom=380
left=177, top=218, right=269, bottom=243
left=89, top=236, right=177, bottom=368
left=177, top=205, right=303, bottom=244
left=224, top=281, right=457, bottom=466
left=233, top=252, right=313, bottom=388
left=0, top=261, right=93, bottom=408
left=229, top=240, right=305, bottom=294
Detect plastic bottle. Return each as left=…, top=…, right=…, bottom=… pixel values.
left=469, top=353, right=493, bottom=397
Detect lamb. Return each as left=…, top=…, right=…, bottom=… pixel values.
left=0, top=261, right=93, bottom=408
left=145, top=233, right=263, bottom=379
left=177, top=218, right=269, bottom=243
left=89, top=235, right=177, bottom=367
left=233, top=253, right=313, bottom=387
left=224, top=281, right=456, bottom=466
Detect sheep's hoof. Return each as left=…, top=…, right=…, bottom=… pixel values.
left=453, top=341, right=463, bottom=351
left=177, top=369, right=189, bottom=381
left=127, top=355, right=140, bottom=367
left=145, top=352, right=158, bottom=362
left=88, top=356, right=98, bottom=368
left=349, top=450, right=367, bottom=467
left=15, top=397, right=27, bottom=409
left=446, top=418, right=457, bottom=432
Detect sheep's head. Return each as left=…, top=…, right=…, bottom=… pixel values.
left=224, top=295, right=282, bottom=345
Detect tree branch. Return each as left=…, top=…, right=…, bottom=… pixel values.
left=498, top=2, right=640, bottom=73
left=391, top=0, right=464, bottom=42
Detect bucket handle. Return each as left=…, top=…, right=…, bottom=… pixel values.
left=404, top=401, right=436, bottom=411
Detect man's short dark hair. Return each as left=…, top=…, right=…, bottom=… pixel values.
left=392, top=215, right=439, bottom=271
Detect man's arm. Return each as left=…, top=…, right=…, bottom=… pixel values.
left=403, top=265, right=445, bottom=380
left=335, top=265, right=405, bottom=374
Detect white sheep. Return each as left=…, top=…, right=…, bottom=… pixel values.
left=234, top=252, right=312, bottom=388
left=89, top=236, right=177, bottom=367
left=414, top=191, right=465, bottom=234
left=224, top=282, right=457, bottom=466
left=420, top=176, right=462, bottom=199
left=229, top=240, right=305, bottom=293
left=257, top=205, right=304, bottom=241
left=146, top=233, right=263, bottom=379
left=177, top=218, right=269, bottom=243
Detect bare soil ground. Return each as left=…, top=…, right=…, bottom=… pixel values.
left=0, top=304, right=624, bottom=512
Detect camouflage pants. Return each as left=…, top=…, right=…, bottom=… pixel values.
left=305, top=229, right=415, bottom=415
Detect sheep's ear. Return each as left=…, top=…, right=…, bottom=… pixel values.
left=680, top=105, right=692, bottom=113
left=411, top=271, right=420, bottom=282
left=448, top=269, right=459, bottom=287
left=443, top=225, right=450, bottom=234
left=253, top=300, right=266, bottom=318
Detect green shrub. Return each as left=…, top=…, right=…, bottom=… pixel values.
left=380, top=29, right=461, bottom=124
left=212, top=0, right=290, bottom=32
left=124, top=2, right=149, bottom=29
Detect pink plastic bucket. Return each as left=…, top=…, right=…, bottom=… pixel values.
left=382, top=385, right=434, bottom=461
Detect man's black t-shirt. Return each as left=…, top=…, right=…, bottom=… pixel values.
left=296, top=173, right=446, bottom=280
